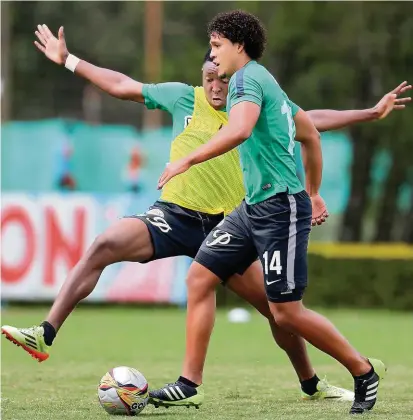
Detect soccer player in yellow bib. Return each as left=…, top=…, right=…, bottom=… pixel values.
left=2, top=23, right=410, bottom=407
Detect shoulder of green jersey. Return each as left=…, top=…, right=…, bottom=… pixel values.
left=170, top=84, right=195, bottom=110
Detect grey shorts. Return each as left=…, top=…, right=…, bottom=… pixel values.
left=194, top=191, right=312, bottom=302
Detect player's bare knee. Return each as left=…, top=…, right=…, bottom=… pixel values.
left=270, top=309, right=290, bottom=329
left=88, top=233, right=121, bottom=268
left=269, top=303, right=301, bottom=330
left=186, top=273, right=216, bottom=302
left=186, top=274, right=209, bottom=295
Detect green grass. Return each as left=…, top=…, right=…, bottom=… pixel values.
left=1, top=306, right=413, bottom=420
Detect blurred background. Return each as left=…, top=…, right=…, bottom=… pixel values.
left=1, top=1, right=413, bottom=310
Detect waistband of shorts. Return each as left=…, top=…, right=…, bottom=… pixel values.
left=155, top=200, right=224, bottom=221
left=249, top=189, right=309, bottom=206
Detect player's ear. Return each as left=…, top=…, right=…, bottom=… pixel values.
left=236, top=43, right=245, bottom=54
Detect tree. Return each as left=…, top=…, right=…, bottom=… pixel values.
left=7, top=1, right=413, bottom=243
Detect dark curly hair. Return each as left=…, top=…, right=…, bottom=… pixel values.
left=203, top=48, right=213, bottom=63
left=207, top=10, right=267, bottom=61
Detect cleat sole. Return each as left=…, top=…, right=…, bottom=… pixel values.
left=148, top=396, right=202, bottom=409
left=1, top=329, right=49, bottom=362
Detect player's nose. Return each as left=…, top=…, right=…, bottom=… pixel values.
left=212, top=83, right=221, bottom=93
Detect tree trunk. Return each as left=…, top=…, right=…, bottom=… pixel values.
left=143, top=0, right=163, bottom=130
left=1, top=1, right=11, bottom=121
left=82, top=84, right=102, bottom=125
left=373, top=160, right=407, bottom=242
left=401, top=184, right=413, bottom=244
left=339, top=127, right=375, bottom=241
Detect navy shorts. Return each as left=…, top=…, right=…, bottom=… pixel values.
left=195, top=191, right=312, bottom=303
left=126, top=201, right=255, bottom=276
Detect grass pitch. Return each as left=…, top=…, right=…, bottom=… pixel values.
left=1, top=305, right=412, bottom=420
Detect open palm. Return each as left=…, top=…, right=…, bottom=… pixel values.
left=34, top=24, right=68, bottom=65
left=373, top=81, right=412, bottom=120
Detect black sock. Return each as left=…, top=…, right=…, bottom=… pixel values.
left=178, top=376, right=199, bottom=388
left=300, top=374, right=320, bottom=396
left=40, top=321, right=56, bottom=346
left=353, top=366, right=374, bottom=381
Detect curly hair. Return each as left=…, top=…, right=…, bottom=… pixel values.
left=203, top=48, right=213, bottom=63
left=207, top=10, right=267, bottom=61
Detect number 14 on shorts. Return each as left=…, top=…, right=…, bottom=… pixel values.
left=262, top=250, right=282, bottom=275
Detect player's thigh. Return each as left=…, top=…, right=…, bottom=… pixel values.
left=226, top=260, right=272, bottom=319
left=92, top=217, right=153, bottom=263
left=194, top=206, right=256, bottom=283
left=250, top=191, right=312, bottom=303
left=128, top=202, right=207, bottom=261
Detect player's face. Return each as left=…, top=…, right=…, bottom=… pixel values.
left=209, top=33, right=239, bottom=78
left=202, top=61, right=229, bottom=110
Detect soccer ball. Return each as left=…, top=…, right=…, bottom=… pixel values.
left=98, top=366, right=149, bottom=416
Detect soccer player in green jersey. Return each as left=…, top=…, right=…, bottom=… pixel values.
left=3, top=23, right=410, bottom=413
left=156, top=11, right=395, bottom=414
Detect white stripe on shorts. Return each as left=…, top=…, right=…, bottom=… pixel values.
left=287, top=195, right=298, bottom=290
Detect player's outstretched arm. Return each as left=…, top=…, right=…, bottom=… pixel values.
left=294, top=109, right=328, bottom=226
left=157, top=102, right=260, bottom=189
left=34, top=24, right=144, bottom=102
left=306, top=81, right=412, bottom=132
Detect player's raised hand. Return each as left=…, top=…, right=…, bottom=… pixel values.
left=372, top=81, right=412, bottom=120
left=310, top=193, right=329, bottom=227
left=34, top=25, right=68, bottom=65
left=157, top=159, right=191, bottom=189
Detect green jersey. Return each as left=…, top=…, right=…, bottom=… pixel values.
left=227, top=61, right=303, bottom=205
left=142, top=82, right=195, bottom=138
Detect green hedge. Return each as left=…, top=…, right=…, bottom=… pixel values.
left=217, top=255, right=413, bottom=310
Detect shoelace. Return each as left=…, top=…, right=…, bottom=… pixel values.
left=316, top=376, right=331, bottom=391
left=165, top=382, right=178, bottom=387
left=21, top=326, right=38, bottom=335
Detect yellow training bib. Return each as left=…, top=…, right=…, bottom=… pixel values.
left=161, top=87, right=245, bottom=215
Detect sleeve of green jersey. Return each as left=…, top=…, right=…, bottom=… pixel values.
left=229, top=71, right=263, bottom=108
left=290, top=101, right=300, bottom=117
left=142, top=82, right=193, bottom=113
